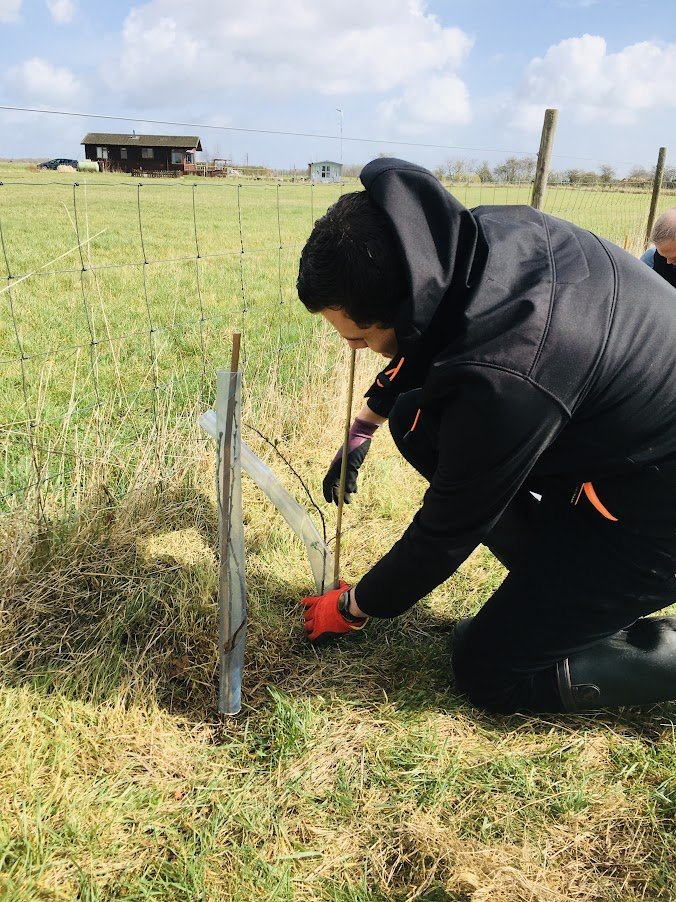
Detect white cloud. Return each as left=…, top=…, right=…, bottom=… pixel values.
left=513, top=34, right=676, bottom=129
left=378, top=74, right=471, bottom=135
left=5, top=57, right=86, bottom=105
left=0, top=0, right=21, bottom=23
left=45, top=0, right=76, bottom=23
left=106, top=0, right=473, bottom=132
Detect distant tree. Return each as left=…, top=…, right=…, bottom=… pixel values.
left=432, top=164, right=447, bottom=181
left=566, top=169, right=598, bottom=186
left=662, top=166, right=676, bottom=189
left=493, top=157, right=519, bottom=183
left=464, top=158, right=478, bottom=179
left=599, top=164, right=615, bottom=184
left=493, top=156, right=536, bottom=184
left=444, top=157, right=473, bottom=181
left=627, top=166, right=652, bottom=184
left=341, top=163, right=362, bottom=178
left=476, top=161, right=493, bottom=183
left=519, top=156, right=537, bottom=183
left=546, top=169, right=566, bottom=185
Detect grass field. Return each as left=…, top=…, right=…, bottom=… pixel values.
left=1, top=163, right=675, bottom=901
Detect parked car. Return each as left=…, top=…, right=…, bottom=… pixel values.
left=38, top=158, right=79, bottom=170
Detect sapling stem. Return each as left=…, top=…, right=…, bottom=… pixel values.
left=333, top=347, right=357, bottom=588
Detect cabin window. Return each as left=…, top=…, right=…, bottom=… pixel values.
left=96, top=146, right=108, bottom=160
left=321, top=165, right=330, bottom=178
left=171, top=149, right=183, bottom=165
left=141, top=147, right=154, bottom=159
left=120, top=147, right=128, bottom=160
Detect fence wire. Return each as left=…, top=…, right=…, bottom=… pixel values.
left=0, top=168, right=672, bottom=520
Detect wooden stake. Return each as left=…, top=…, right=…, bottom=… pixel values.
left=531, top=108, right=558, bottom=211
left=229, top=332, right=241, bottom=375
left=645, top=146, right=667, bottom=250
left=333, top=348, right=357, bottom=588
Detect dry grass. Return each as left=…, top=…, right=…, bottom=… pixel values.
left=2, top=378, right=675, bottom=900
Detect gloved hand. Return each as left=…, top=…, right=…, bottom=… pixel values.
left=301, top=580, right=368, bottom=643
left=323, top=416, right=380, bottom=504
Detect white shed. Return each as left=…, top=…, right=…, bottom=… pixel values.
left=308, top=161, right=343, bottom=183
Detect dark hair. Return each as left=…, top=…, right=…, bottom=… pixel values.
left=297, top=191, right=407, bottom=328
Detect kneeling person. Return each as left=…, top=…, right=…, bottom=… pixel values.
left=297, top=158, right=676, bottom=715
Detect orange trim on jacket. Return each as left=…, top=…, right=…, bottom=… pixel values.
left=581, top=481, right=619, bottom=522
left=376, top=356, right=406, bottom=388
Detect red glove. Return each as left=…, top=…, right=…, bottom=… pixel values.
left=301, top=580, right=368, bottom=643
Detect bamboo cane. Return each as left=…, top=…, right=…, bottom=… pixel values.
left=333, top=347, right=357, bottom=588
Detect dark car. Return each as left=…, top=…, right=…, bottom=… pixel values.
left=38, top=158, right=79, bottom=170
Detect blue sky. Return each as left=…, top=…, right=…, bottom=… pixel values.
left=0, top=0, right=672, bottom=175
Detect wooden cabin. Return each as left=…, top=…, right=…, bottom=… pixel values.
left=81, top=133, right=202, bottom=174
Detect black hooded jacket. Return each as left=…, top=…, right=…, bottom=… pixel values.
left=653, top=249, right=676, bottom=289
left=355, top=159, right=676, bottom=618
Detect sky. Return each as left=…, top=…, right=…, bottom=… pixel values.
left=0, top=0, right=673, bottom=175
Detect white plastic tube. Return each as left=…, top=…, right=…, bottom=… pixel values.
left=214, top=373, right=246, bottom=716
left=199, top=409, right=334, bottom=593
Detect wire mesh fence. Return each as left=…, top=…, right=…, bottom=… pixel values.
left=445, top=174, right=674, bottom=254
left=1, top=160, right=673, bottom=522
left=0, top=174, right=347, bottom=518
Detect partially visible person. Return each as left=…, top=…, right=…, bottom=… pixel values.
left=641, top=207, right=676, bottom=288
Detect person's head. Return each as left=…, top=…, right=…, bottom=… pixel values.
left=297, top=191, right=407, bottom=358
left=650, top=208, right=676, bottom=265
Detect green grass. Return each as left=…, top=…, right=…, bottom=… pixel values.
left=0, top=162, right=675, bottom=900
left=0, top=163, right=345, bottom=514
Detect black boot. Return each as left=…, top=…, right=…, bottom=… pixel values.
left=556, top=617, right=676, bottom=711
left=453, top=615, right=474, bottom=646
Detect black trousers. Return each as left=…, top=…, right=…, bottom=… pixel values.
left=389, top=389, right=676, bottom=713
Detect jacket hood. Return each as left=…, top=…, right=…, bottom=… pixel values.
left=360, top=158, right=481, bottom=357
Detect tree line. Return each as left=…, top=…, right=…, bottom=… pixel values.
left=425, top=156, right=676, bottom=188
left=260, top=158, right=676, bottom=189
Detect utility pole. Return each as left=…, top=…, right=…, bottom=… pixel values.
left=336, top=108, right=343, bottom=164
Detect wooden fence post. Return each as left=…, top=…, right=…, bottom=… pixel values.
left=531, top=108, right=559, bottom=211
left=645, top=147, right=667, bottom=249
